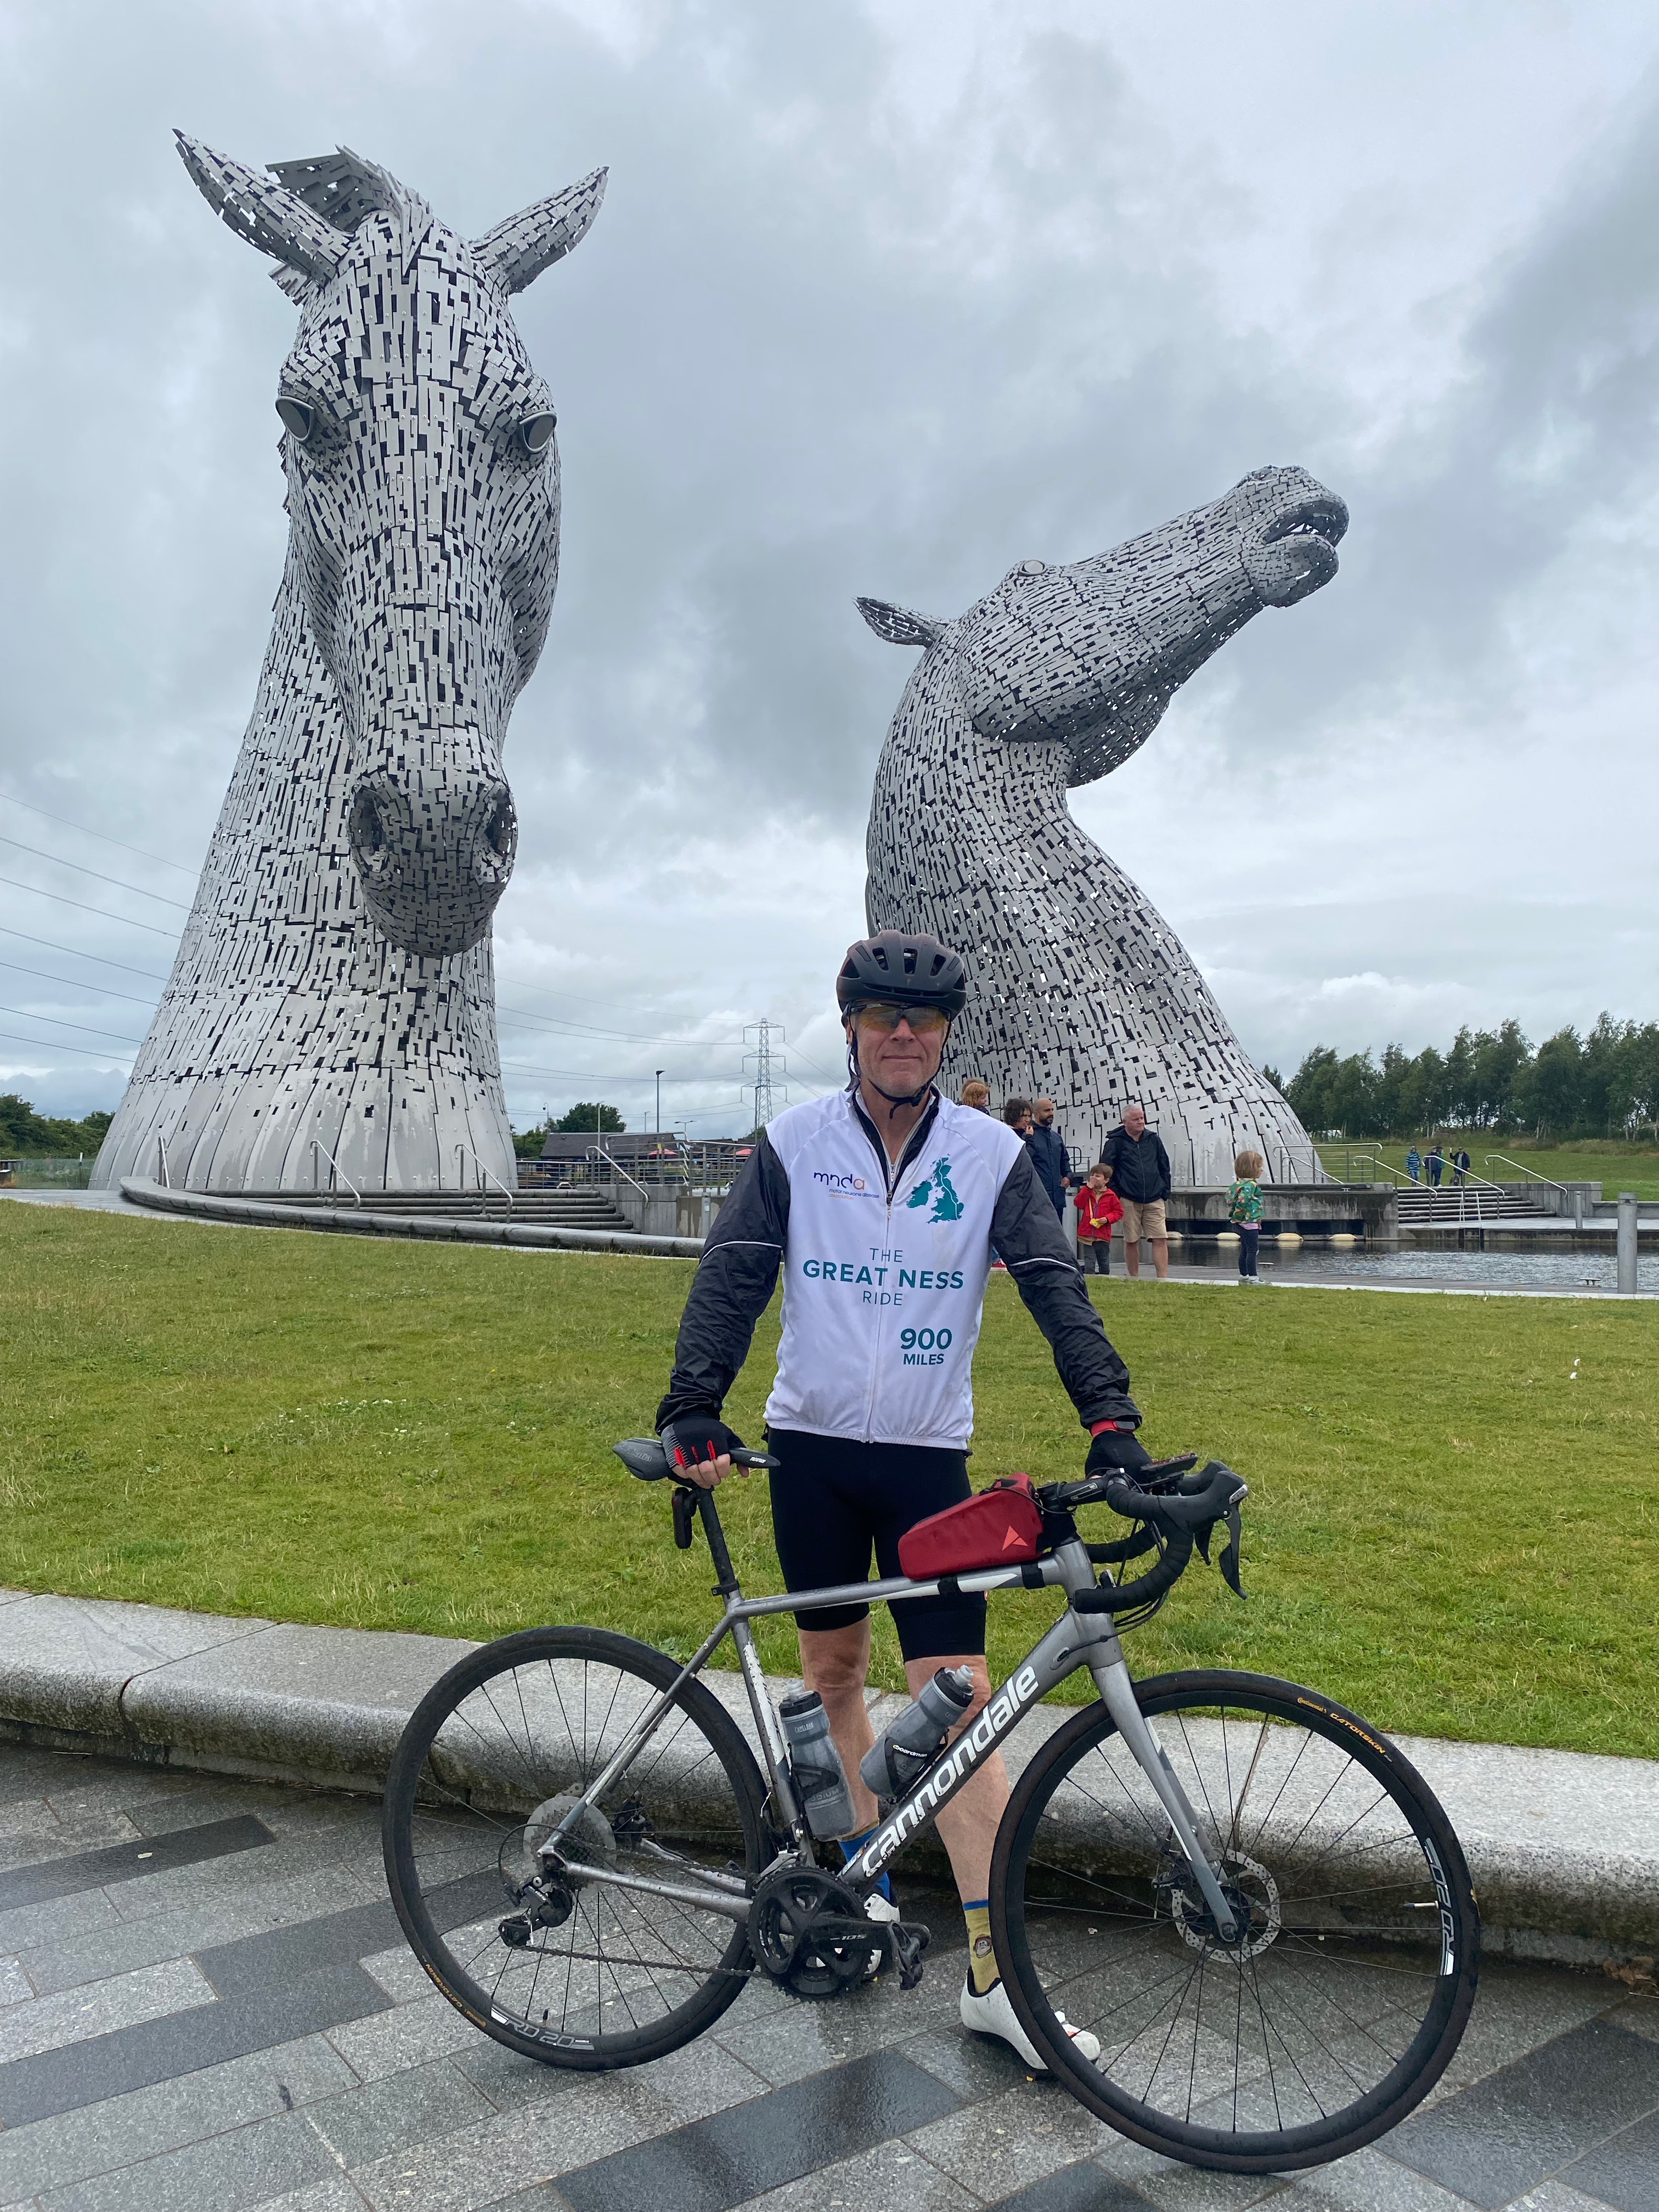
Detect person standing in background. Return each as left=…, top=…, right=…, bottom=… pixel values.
left=1228, top=1149, right=1265, bottom=1284
left=1028, top=1098, right=1071, bottom=1218
left=1426, top=1141, right=1444, bottom=1189
left=1099, top=1103, right=1173, bottom=1280
left=1406, top=1143, right=1422, bottom=1184
left=960, top=1080, right=991, bottom=1114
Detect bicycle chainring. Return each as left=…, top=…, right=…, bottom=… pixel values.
left=749, top=1866, right=879, bottom=2000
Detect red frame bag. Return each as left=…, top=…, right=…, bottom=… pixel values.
left=898, top=1474, right=1044, bottom=1577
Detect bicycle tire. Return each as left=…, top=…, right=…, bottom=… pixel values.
left=991, top=1669, right=1479, bottom=2172
left=383, top=1624, right=769, bottom=2070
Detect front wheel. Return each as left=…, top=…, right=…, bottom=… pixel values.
left=383, top=1626, right=769, bottom=2070
left=992, top=1669, right=1479, bottom=2173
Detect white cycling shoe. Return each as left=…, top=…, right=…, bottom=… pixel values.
left=960, top=1971, right=1101, bottom=2070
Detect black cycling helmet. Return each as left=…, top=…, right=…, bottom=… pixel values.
left=836, top=930, right=968, bottom=1018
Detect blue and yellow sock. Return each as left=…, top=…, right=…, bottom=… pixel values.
left=964, top=1898, right=997, bottom=1993
left=840, top=1829, right=893, bottom=1903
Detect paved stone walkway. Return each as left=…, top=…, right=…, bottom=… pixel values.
left=1, top=1742, right=1655, bottom=2212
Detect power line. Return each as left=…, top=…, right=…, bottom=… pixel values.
left=0, top=962, right=160, bottom=1009
left=0, top=928, right=172, bottom=984
left=0, top=1030, right=134, bottom=1063
left=0, top=791, right=201, bottom=875
left=0, top=878, right=183, bottom=938
left=495, top=1000, right=746, bottom=1049
left=0, top=1004, right=147, bottom=1045
left=0, top=838, right=194, bottom=911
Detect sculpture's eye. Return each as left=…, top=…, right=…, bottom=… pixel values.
left=518, top=411, right=557, bottom=456
left=276, top=397, right=314, bottom=442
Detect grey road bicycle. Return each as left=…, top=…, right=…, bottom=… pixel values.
left=382, top=1442, right=1479, bottom=2176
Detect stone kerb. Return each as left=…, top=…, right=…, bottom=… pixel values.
left=1, top=1589, right=1655, bottom=1967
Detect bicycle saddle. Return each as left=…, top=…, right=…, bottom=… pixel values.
left=613, top=1437, right=780, bottom=1481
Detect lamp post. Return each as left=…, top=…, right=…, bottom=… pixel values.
left=656, top=1069, right=663, bottom=1139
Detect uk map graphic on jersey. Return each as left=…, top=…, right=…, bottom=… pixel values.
left=906, top=1159, right=964, bottom=1222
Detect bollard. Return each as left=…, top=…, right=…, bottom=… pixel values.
left=1616, top=1192, right=1638, bottom=1295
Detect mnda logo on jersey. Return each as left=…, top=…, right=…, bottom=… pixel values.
left=905, top=1158, right=964, bottom=1223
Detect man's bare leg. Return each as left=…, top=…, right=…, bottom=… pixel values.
left=1124, top=1237, right=1142, bottom=1278
left=1150, top=1236, right=1170, bottom=1280
left=904, top=1652, right=1007, bottom=1904
left=798, top=1629, right=1008, bottom=1893
left=798, top=1620, right=882, bottom=1831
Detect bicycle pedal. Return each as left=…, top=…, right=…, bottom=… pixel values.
left=885, top=1917, right=931, bottom=1990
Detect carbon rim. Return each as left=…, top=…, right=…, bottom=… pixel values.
left=995, top=1672, right=1479, bottom=2171
left=383, top=1628, right=765, bottom=2065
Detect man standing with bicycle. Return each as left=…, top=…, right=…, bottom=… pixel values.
left=656, top=928, right=1152, bottom=2067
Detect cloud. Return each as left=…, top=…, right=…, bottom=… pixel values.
left=3, top=0, right=1655, bottom=1130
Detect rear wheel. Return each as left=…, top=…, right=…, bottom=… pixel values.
left=383, top=1626, right=769, bottom=2069
left=992, top=1670, right=1479, bottom=2172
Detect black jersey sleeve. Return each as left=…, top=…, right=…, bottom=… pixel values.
left=990, top=1148, right=1141, bottom=1429
left=655, top=1131, right=791, bottom=1429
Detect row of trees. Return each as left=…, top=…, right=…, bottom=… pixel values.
left=1281, top=1017, right=1659, bottom=1141
left=0, top=1094, right=115, bottom=1156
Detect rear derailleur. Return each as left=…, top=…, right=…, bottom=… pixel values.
left=749, top=1863, right=930, bottom=1999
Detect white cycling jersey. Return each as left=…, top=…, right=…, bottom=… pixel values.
left=763, top=1090, right=1024, bottom=1449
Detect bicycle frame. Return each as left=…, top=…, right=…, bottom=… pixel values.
left=549, top=1488, right=1244, bottom=1942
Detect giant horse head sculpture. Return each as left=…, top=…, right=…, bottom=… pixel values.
left=859, top=466, right=1349, bottom=1179
left=177, top=136, right=604, bottom=957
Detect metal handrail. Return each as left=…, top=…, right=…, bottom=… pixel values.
left=454, top=1143, right=515, bottom=1212
left=1483, top=1153, right=1572, bottom=1197
left=587, top=1143, right=650, bottom=1201
left=310, top=1138, right=362, bottom=1208
left=1352, top=1149, right=1509, bottom=1199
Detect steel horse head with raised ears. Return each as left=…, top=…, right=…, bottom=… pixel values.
left=177, top=134, right=603, bottom=957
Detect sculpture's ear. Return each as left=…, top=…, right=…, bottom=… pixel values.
left=855, top=597, right=946, bottom=649
left=174, top=133, right=346, bottom=287
left=473, top=168, right=608, bottom=294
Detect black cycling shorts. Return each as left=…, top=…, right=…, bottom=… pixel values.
left=766, top=1427, right=986, bottom=1661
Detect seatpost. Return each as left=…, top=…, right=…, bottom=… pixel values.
left=695, top=1488, right=742, bottom=1599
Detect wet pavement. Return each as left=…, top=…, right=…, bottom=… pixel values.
left=1, top=1741, right=1655, bottom=2211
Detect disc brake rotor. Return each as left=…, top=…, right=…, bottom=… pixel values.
left=1170, top=1850, right=1281, bottom=1960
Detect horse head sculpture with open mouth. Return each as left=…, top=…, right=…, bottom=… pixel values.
left=861, top=466, right=1348, bottom=1182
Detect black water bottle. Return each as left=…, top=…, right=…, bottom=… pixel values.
left=778, top=1691, right=859, bottom=1839
left=860, top=1667, right=975, bottom=1801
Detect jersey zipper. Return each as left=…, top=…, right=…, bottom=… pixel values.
left=850, top=1090, right=938, bottom=1442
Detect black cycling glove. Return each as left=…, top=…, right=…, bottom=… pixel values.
left=1085, top=1423, right=1152, bottom=1480
left=660, top=1415, right=746, bottom=1474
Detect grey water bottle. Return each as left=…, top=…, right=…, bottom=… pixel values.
left=860, top=1667, right=976, bottom=1801
left=778, top=1691, right=859, bottom=1839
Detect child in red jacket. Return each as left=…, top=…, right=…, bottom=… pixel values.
left=1074, top=1163, right=1123, bottom=1276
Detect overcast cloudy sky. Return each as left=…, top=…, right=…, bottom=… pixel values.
left=4, top=0, right=1657, bottom=1135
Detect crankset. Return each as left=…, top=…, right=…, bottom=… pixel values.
left=749, top=1865, right=930, bottom=1998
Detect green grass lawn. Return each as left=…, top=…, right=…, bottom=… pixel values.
left=3, top=1204, right=1655, bottom=1758
left=1317, top=1138, right=1659, bottom=1200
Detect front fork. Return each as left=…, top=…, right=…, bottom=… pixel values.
left=1082, top=1643, right=1242, bottom=1942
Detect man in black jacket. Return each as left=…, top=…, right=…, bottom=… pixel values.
left=1099, top=1103, right=1172, bottom=1280
left=654, top=930, right=1149, bottom=2068
left=1026, top=1098, right=1071, bottom=1219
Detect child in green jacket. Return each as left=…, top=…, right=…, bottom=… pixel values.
left=1228, top=1149, right=1265, bottom=1283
